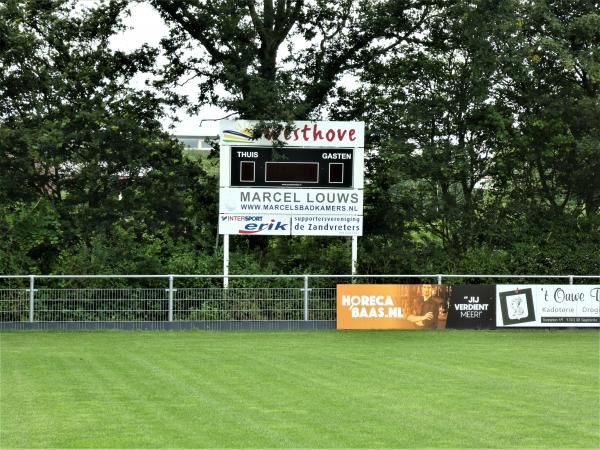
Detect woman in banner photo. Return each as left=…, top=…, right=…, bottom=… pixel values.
left=407, top=284, right=449, bottom=329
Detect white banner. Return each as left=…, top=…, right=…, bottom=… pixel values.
left=496, top=285, right=600, bottom=327
left=218, top=214, right=291, bottom=235
left=220, top=120, right=365, bottom=148
left=292, top=215, right=362, bottom=236
left=218, top=214, right=363, bottom=236
left=219, top=188, right=363, bottom=215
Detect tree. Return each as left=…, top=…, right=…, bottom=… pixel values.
left=336, top=0, right=519, bottom=261
left=150, top=0, right=438, bottom=119
left=144, top=0, right=445, bottom=273
left=0, top=0, right=215, bottom=273
left=333, top=0, right=600, bottom=274
left=2, top=0, right=597, bottom=276
left=500, top=0, right=600, bottom=216
left=0, top=199, right=61, bottom=273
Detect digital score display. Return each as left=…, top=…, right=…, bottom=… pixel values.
left=265, top=162, right=319, bottom=183
left=230, top=146, right=354, bottom=188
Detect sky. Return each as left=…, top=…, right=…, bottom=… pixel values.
left=109, top=2, right=224, bottom=137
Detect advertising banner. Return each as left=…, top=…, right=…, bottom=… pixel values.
left=218, top=214, right=291, bottom=235
left=219, top=187, right=363, bottom=215
left=292, top=215, right=362, bottom=236
left=446, top=285, right=496, bottom=329
left=337, top=284, right=449, bottom=330
left=496, top=285, right=600, bottom=327
left=220, top=120, right=365, bottom=148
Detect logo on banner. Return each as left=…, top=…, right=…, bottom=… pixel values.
left=220, top=215, right=263, bottom=222
left=219, top=214, right=290, bottom=235
left=498, top=288, right=536, bottom=325
left=239, top=219, right=288, bottom=234
left=341, top=294, right=403, bottom=319
left=224, top=123, right=359, bottom=144
left=219, top=120, right=365, bottom=150
left=223, top=128, right=254, bottom=143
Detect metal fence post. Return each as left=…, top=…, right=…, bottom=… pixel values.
left=304, top=275, right=309, bottom=321
left=437, top=274, right=443, bottom=285
left=29, top=275, right=35, bottom=323
left=168, top=275, right=174, bottom=322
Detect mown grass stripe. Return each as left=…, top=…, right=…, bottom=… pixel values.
left=0, top=330, right=598, bottom=449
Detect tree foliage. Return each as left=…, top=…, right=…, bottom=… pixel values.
left=150, top=0, right=438, bottom=119
left=0, top=0, right=598, bottom=276
left=0, top=0, right=215, bottom=274
left=333, top=0, right=599, bottom=274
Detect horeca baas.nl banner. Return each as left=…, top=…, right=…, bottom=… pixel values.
left=337, top=284, right=449, bottom=330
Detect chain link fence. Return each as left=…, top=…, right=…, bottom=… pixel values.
left=1, top=274, right=597, bottom=326
left=0, top=275, right=339, bottom=323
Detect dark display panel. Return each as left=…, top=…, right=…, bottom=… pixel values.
left=446, top=285, right=496, bottom=329
left=265, top=162, right=319, bottom=183
left=240, top=161, right=255, bottom=182
left=329, top=163, right=344, bottom=183
left=230, top=146, right=354, bottom=188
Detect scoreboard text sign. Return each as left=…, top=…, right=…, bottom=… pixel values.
left=221, top=121, right=364, bottom=148
left=292, top=215, right=362, bottom=236
left=219, top=120, right=364, bottom=236
left=219, top=188, right=363, bottom=214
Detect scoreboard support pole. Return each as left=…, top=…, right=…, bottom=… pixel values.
left=223, top=234, right=230, bottom=288
left=223, top=234, right=357, bottom=286
left=351, top=236, right=358, bottom=276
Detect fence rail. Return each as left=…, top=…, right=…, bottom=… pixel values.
left=1, top=274, right=598, bottom=324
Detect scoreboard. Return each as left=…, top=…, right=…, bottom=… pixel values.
left=219, top=120, right=364, bottom=236
left=230, top=147, right=354, bottom=188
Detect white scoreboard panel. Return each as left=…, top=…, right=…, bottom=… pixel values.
left=218, top=121, right=364, bottom=236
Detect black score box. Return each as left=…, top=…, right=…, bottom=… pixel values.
left=230, top=146, right=354, bottom=188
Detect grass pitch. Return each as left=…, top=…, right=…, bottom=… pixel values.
left=0, top=329, right=598, bottom=449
